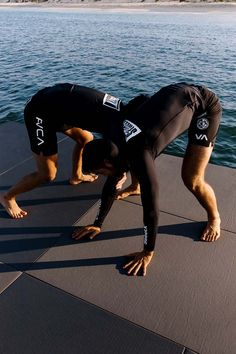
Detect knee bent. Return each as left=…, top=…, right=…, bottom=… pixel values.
left=182, top=174, right=203, bottom=192
left=39, top=172, right=57, bottom=183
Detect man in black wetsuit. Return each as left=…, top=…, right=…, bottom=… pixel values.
left=0, top=83, right=124, bottom=218
left=72, top=83, right=222, bottom=276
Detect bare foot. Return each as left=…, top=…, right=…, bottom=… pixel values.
left=69, top=174, right=98, bottom=185
left=0, top=194, right=28, bottom=219
left=200, top=217, right=221, bottom=242
left=116, top=173, right=127, bottom=191
left=116, top=184, right=141, bottom=200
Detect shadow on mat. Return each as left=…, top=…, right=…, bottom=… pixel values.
left=0, top=181, right=69, bottom=191
left=0, top=194, right=101, bottom=212
left=0, top=195, right=101, bottom=219
left=0, top=222, right=204, bottom=263
left=0, top=255, right=140, bottom=276
left=0, top=227, right=142, bottom=257
left=0, top=178, right=104, bottom=191
left=0, top=220, right=206, bottom=274
left=0, top=256, right=127, bottom=273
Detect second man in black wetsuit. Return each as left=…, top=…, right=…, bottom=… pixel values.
left=0, top=83, right=125, bottom=219
left=72, top=83, right=222, bottom=276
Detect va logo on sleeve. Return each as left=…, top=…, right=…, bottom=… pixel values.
left=123, top=119, right=142, bottom=142
left=195, top=134, right=208, bottom=141
left=103, top=93, right=121, bottom=111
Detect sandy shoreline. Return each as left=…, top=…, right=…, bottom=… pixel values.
left=0, top=1, right=236, bottom=12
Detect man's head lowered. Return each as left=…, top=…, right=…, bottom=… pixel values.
left=81, top=95, right=150, bottom=177
left=82, top=139, right=128, bottom=176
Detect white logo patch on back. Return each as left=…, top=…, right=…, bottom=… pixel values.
left=197, top=118, right=209, bottom=130
left=123, top=119, right=141, bottom=142
left=103, top=93, right=121, bottom=111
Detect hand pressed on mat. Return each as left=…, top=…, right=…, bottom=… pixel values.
left=123, top=250, right=154, bottom=276
left=72, top=225, right=101, bottom=240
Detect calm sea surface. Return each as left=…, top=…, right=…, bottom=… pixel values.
left=0, top=7, right=235, bottom=167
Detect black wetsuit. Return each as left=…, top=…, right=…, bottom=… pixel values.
left=24, top=83, right=124, bottom=156
left=92, top=83, right=222, bottom=252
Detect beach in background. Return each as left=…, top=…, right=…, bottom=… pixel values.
left=1, top=0, right=236, bottom=11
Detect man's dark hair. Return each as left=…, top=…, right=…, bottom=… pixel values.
left=82, top=139, right=119, bottom=173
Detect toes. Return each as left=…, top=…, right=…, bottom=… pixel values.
left=12, top=210, right=28, bottom=219
left=201, top=232, right=212, bottom=242
left=201, top=227, right=220, bottom=242
left=69, top=179, right=82, bottom=185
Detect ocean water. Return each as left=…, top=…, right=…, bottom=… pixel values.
left=0, top=7, right=235, bottom=167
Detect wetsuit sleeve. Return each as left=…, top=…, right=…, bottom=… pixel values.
left=128, top=145, right=159, bottom=252
left=93, top=176, right=120, bottom=228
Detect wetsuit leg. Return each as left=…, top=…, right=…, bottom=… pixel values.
left=24, top=100, right=58, bottom=156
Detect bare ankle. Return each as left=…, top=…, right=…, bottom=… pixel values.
left=3, top=194, right=10, bottom=201
left=4, top=194, right=15, bottom=202
left=208, top=215, right=221, bottom=222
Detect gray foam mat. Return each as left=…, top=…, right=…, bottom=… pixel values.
left=0, top=122, right=31, bottom=175
left=0, top=262, right=21, bottom=294
left=0, top=274, right=190, bottom=354
left=27, top=201, right=236, bottom=354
